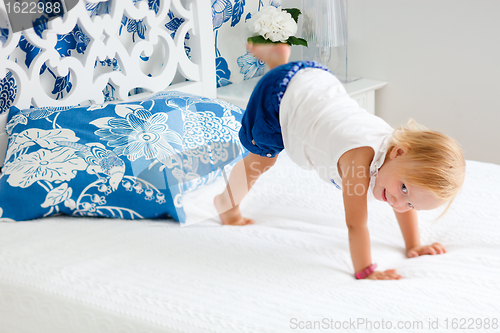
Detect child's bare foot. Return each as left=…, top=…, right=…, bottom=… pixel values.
left=214, top=194, right=254, bottom=226
left=247, top=42, right=291, bottom=69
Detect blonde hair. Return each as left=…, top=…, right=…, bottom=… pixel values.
left=387, top=120, right=465, bottom=212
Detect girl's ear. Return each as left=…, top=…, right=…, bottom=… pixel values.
left=390, top=146, right=407, bottom=159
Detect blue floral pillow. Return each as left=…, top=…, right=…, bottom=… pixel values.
left=0, top=91, right=247, bottom=222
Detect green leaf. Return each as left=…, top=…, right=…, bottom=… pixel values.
left=247, top=35, right=308, bottom=47
left=286, top=36, right=308, bottom=47
left=247, top=36, right=276, bottom=44
left=283, top=8, right=301, bottom=23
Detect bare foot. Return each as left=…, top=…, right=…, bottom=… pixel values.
left=214, top=194, right=254, bottom=226
left=247, top=42, right=291, bottom=69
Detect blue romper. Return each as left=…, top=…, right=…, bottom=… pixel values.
left=238, top=61, right=330, bottom=158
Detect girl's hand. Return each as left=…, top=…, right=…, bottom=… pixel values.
left=366, top=269, right=402, bottom=280
left=407, top=243, right=446, bottom=258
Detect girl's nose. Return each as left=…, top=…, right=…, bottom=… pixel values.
left=391, top=194, right=411, bottom=212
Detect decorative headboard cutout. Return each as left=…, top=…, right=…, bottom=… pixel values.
left=0, top=0, right=215, bottom=108
left=0, top=0, right=215, bottom=166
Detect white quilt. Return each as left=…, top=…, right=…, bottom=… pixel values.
left=0, top=153, right=499, bottom=333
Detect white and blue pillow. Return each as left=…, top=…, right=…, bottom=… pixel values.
left=0, top=92, right=247, bottom=222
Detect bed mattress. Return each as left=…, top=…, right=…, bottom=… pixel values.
left=0, top=152, right=499, bottom=333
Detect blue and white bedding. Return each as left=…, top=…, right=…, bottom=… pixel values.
left=0, top=92, right=246, bottom=223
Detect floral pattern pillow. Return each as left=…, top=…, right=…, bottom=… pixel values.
left=0, top=92, right=246, bottom=222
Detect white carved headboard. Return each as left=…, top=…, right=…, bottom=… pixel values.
left=0, top=0, right=215, bottom=166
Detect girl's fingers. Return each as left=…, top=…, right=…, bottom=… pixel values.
left=367, top=271, right=402, bottom=280
left=424, top=247, right=437, bottom=255
left=432, top=242, right=446, bottom=254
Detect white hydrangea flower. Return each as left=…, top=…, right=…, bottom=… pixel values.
left=249, top=6, right=298, bottom=43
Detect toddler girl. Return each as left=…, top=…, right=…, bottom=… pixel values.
left=214, top=43, right=465, bottom=280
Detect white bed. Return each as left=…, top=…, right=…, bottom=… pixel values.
left=1, top=1, right=500, bottom=332
left=1, top=156, right=500, bottom=332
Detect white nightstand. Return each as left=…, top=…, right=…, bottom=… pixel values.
left=217, top=77, right=387, bottom=115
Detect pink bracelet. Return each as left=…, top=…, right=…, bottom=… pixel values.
left=355, top=263, right=377, bottom=279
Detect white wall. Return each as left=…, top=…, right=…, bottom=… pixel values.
left=345, top=0, right=500, bottom=165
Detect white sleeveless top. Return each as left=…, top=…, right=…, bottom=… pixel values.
left=279, top=68, right=394, bottom=191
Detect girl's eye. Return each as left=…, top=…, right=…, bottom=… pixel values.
left=402, top=184, right=414, bottom=208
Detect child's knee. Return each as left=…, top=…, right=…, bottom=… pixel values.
left=245, top=153, right=278, bottom=171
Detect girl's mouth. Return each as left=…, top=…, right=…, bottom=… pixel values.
left=383, top=189, right=388, bottom=202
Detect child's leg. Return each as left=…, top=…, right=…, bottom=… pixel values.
left=214, top=152, right=278, bottom=225
left=213, top=43, right=289, bottom=225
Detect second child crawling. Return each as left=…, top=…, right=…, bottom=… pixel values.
left=214, top=43, right=465, bottom=280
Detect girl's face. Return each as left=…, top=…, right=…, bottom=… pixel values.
left=373, top=148, right=446, bottom=212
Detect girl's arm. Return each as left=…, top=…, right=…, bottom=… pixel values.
left=340, top=147, right=401, bottom=280
left=342, top=174, right=372, bottom=273
left=394, top=209, right=447, bottom=257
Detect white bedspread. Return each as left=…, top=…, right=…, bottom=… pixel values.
left=1, top=153, right=499, bottom=333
